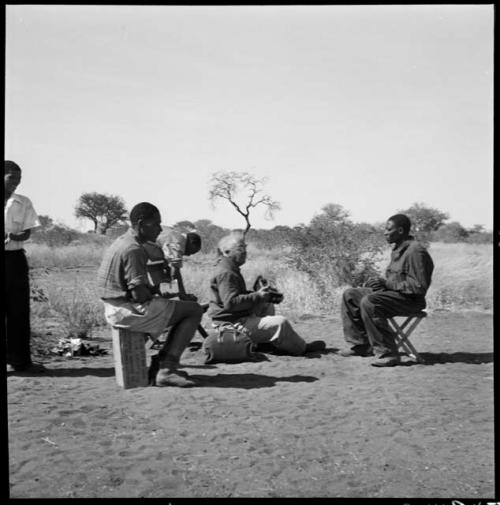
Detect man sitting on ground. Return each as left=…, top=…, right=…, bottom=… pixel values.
left=340, top=213, right=434, bottom=367
left=97, top=202, right=203, bottom=387
left=208, top=231, right=326, bottom=355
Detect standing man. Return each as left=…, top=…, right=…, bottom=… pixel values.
left=208, top=231, right=326, bottom=355
left=4, top=160, right=41, bottom=373
left=340, top=214, right=434, bottom=367
left=97, top=202, right=203, bottom=387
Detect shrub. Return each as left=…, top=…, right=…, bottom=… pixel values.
left=287, top=204, right=386, bottom=294
left=31, top=269, right=106, bottom=338
left=431, top=222, right=469, bottom=243
left=398, top=202, right=449, bottom=238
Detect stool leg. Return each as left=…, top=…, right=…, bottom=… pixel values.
left=388, top=318, right=413, bottom=355
left=388, top=317, right=424, bottom=363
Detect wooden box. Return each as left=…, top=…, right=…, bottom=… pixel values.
left=111, top=328, right=148, bottom=389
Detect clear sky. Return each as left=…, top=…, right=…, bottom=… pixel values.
left=5, top=5, right=494, bottom=232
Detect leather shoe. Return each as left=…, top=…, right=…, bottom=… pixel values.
left=371, top=353, right=401, bottom=367
left=339, top=345, right=373, bottom=357
left=304, top=340, right=326, bottom=354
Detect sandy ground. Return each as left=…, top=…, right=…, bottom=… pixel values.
left=6, top=310, right=494, bottom=498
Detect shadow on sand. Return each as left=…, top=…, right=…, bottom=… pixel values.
left=188, top=373, right=319, bottom=389
left=7, top=366, right=116, bottom=378
left=403, top=351, right=493, bottom=366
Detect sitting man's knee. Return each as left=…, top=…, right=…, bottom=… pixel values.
left=192, top=302, right=204, bottom=319
left=262, top=314, right=287, bottom=329
left=276, top=315, right=294, bottom=331
left=180, top=300, right=204, bottom=320
left=359, top=294, right=374, bottom=311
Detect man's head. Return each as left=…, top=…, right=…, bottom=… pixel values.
left=129, top=202, right=162, bottom=243
left=218, top=231, right=247, bottom=266
left=184, top=232, right=201, bottom=256
left=384, top=214, right=411, bottom=245
left=5, top=160, right=22, bottom=196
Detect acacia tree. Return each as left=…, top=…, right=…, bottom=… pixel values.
left=172, top=220, right=196, bottom=231
left=398, top=202, right=449, bottom=235
left=208, top=171, right=281, bottom=236
left=74, top=192, right=128, bottom=234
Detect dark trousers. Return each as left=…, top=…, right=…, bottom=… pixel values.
left=5, top=250, right=32, bottom=367
left=341, top=287, right=426, bottom=356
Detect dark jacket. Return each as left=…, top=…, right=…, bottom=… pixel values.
left=385, top=237, right=434, bottom=298
left=208, top=256, right=261, bottom=323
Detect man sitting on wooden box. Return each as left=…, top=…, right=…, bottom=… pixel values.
left=97, top=202, right=203, bottom=388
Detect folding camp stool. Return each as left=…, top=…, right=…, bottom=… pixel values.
left=387, top=311, right=427, bottom=363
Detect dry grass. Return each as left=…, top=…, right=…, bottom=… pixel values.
left=30, top=268, right=106, bottom=340
left=27, top=240, right=492, bottom=343
left=426, top=242, right=493, bottom=311
left=25, top=242, right=107, bottom=269
left=372, top=242, right=493, bottom=312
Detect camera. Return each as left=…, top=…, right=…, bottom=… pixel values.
left=253, top=275, right=284, bottom=304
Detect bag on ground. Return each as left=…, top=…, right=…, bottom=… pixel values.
left=203, top=324, right=256, bottom=364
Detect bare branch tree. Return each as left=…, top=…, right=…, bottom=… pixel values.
left=208, top=171, right=281, bottom=236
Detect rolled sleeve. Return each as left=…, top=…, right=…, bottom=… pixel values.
left=122, top=248, right=149, bottom=290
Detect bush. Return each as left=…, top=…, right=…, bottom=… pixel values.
left=31, top=224, right=81, bottom=247
left=192, top=219, right=230, bottom=254
left=466, top=231, right=493, bottom=244
left=431, top=222, right=469, bottom=243
left=31, top=223, right=112, bottom=248
left=287, top=204, right=386, bottom=295
left=30, top=269, right=106, bottom=339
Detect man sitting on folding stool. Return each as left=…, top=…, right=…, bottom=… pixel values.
left=340, top=213, right=434, bottom=367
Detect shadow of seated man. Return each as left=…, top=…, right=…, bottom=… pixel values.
left=207, top=231, right=325, bottom=357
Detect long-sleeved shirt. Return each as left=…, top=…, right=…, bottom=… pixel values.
left=385, top=237, right=434, bottom=297
left=208, top=256, right=261, bottom=323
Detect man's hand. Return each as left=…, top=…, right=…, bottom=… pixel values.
left=365, top=277, right=387, bottom=291
left=179, top=293, right=198, bottom=302
left=130, top=285, right=154, bottom=304
left=257, top=285, right=273, bottom=302
left=160, top=291, right=180, bottom=299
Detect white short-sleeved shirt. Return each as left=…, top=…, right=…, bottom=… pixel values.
left=4, top=193, right=40, bottom=251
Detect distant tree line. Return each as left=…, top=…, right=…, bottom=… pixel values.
left=32, top=189, right=491, bottom=254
